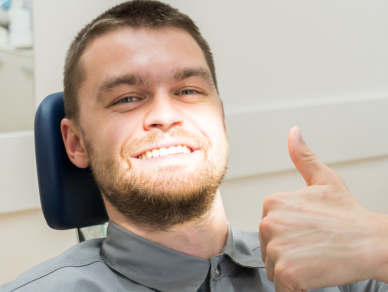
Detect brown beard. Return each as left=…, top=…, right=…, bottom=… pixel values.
left=85, top=127, right=229, bottom=231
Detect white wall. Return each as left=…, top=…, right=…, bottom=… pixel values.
left=0, top=209, right=76, bottom=285
left=33, top=0, right=388, bottom=106
left=222, top=156, right=388, bottom=231
left=1, top=0, right=388, bottom=285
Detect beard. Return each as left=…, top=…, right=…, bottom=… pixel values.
left=85, top=127, right=229, bottom=231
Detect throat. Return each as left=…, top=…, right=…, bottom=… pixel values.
left=108, top=191, right=228, bottom=259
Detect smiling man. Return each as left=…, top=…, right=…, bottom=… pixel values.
left=2, top=1, right=388, bottom=292
left=64, top=26, right=229, bottom=236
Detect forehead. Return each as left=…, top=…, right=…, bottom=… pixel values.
left=80, top=26, right=209, bottom=90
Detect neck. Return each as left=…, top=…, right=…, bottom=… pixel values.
left=105, top=190, right=228, bottom=259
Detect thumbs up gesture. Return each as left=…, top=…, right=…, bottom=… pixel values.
left=259, top=126, right=388, bottom=291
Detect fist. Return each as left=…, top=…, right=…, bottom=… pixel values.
left=259, top=126, right=380, bottom=292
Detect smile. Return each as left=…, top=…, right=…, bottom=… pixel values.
left=137, top=145, right=193, bottom=159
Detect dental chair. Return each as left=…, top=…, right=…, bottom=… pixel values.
left=34, top=92, right=109, bottom=242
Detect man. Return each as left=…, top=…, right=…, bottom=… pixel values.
left=1, top=1, right=388, bottom=291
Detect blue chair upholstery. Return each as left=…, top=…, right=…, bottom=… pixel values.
left=34, top=92, right=108, bottom=230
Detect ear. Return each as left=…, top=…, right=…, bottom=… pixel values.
left=61, top=118, right=89, bottom=168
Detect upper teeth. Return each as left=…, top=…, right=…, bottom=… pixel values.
left=137, top=145, right=192, bottom=159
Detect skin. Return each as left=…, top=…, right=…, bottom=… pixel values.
left=260, top=126, right=388, bottom=291
left=61, top=27, right=228, bottom=259
left=61, top=25, right=388, bottom=290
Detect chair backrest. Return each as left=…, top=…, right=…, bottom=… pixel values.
left=34, top=92, right=108, bottom=230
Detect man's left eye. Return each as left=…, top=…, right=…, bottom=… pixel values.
left=179, top=89, right=198, bottom=95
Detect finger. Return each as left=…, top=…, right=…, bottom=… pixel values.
left=274, top=277, right=292, bottom=292
left=288, top=126, right=332, bottom=186
left=274, top=276, right=305, bottom=292
left=263, top=241, right=280, bottom=283
left=259, top=218, right=284, bottom=279
left=259, top=223, right=268, bottom=263
left=265, top=255, right=275, bottom=282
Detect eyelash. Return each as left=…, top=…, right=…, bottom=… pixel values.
left=178, top=89, right=202, bottom=95
left=117, top=96, right=140, bottom=104
left=115, top=89, right=203, bottom=105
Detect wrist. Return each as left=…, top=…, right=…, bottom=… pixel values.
left=366, top=212, right=388, bottom=282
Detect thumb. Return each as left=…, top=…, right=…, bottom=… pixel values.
left=288, top=126, right=331, bottom=186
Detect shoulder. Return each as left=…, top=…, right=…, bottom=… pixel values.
left=0, top=239, right=106, bottom=292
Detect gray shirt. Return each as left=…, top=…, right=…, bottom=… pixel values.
left=1, top=221, right=387, bottom=292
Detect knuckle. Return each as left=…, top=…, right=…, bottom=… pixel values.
left=263, top=194, right=277, bottom=209
left=263, top=193, right=285, bottom=210
left=266, top=242, right=280, bottom=258
left=259, top=217, right=272, bottom=235
left=301, top=145, right=317, bottom=161
left=274, top=262, right=294, bottom=283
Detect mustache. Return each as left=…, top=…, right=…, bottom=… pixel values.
left=120, top=127, right=211, bottom=161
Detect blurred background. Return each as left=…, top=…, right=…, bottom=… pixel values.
left=1, top=0, right=388, bottom=285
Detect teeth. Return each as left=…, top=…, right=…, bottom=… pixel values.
left=137, top=145, right=193, bottom=159
left=182, top=146, right=191, bottom=153
left=176, top=145, right=183, bottom=153
left=168, top=146, right=177, bottom=155
left=159, top=147, right=168, bottom=156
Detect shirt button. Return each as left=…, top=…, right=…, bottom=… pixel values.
left=215, top=265, right=221, bottom=276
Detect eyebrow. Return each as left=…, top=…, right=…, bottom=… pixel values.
left=172, top=67, right=213, bottom=86
left=95, top=67, right=214, bottom=102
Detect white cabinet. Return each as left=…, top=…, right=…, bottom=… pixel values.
left=0, top=48, right=34, bottom=132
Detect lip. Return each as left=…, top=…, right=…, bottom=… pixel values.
left=131, top=141, right=200, bottom=158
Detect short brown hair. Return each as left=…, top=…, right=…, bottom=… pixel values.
left=63, top=0, right=218, bottom=125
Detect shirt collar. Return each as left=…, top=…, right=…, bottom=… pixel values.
left=223, top=226, right=265, bottom=268
left=101, top=221, right=264, bottom=292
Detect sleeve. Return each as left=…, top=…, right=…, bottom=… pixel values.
left=339, top=280, right=388, bottom=292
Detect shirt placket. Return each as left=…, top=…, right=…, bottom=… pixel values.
left=209, top=254, right=237, bottom=292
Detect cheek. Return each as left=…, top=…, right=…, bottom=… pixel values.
left=189, top=106, right=225, bottom=136
left=183, top=108, right=226, bottom=156
left=83, top=112, right=142, bottom=157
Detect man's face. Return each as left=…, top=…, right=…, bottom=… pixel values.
left=77, top=27, right=228, bottom=230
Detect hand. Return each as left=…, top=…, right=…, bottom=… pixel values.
left=259, top=126, right=386, bottom=292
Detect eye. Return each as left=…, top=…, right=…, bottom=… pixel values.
left=118, top=96, right=139, bottom=103
left=179, top=89, right=200, bottom=95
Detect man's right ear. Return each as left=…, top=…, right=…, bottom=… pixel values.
left=61, top=118, right=89, bottom=168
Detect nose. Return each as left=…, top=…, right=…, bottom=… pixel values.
left=143, top=92, right=184, bottom=132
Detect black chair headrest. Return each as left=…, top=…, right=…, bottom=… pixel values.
left=34, top=92, right=108, bottom=230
